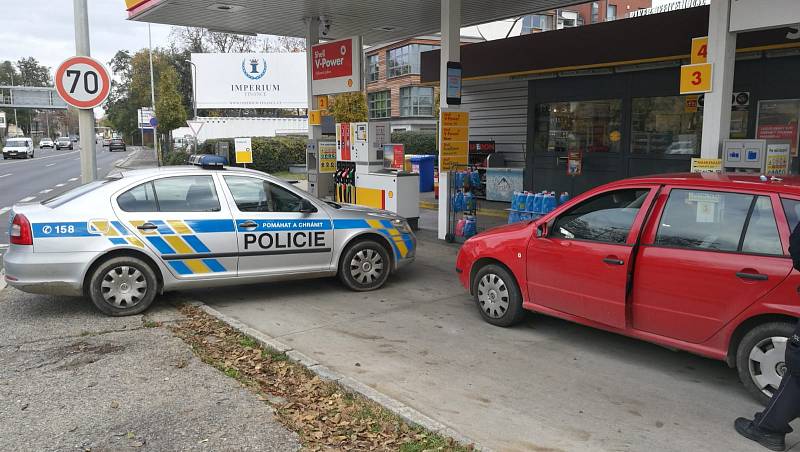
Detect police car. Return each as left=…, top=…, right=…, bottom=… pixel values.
left=4, top=158, right=416, bottom=316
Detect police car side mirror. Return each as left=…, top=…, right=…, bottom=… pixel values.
left=299, top=199, right=317, bottom=214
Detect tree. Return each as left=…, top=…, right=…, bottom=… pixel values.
left=155, top=65, right=187, bottom=152
left=170, top=27, right=207, bottom=53
left=329, top=92, right=368, bottom=123
left=16, top=57, right=51, bottom=87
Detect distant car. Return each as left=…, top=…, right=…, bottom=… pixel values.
left=102, top=138, right=111, bottom=147
left=56, top=137, right=73, bottom=150
left=70, top=135, right=79, bottom=142
left=3, top=137, right=34, bottom=159
left=39, top=138, right=54, bottom=149
left=109, top=137, right=126, bottom=152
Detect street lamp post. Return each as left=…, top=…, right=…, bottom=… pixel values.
left=184, top=59, right=198, bottom=152
left=9, top=72, right=17, bottom=129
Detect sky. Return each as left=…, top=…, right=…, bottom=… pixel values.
left=0, top=0, right=173, bottom=74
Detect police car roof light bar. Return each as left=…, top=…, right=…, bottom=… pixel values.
left=190, top=154, right=227, bottom=169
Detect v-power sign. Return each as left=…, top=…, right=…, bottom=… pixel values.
left=55, top=56, right=111, bottom=109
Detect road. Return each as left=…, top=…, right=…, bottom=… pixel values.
left=0, top=142, right=126, bottom=243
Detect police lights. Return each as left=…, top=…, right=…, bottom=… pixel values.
left=189, top=154, right=228, bottom=169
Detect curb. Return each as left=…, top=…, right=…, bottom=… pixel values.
left=190, top=300, right=489, bottom=451
left=419, top=200, right=508, bottom=219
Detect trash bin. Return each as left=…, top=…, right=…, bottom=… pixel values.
left=409, top=155, right=435, bottom=192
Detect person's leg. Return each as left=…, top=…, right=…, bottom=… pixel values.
left=757, top=373, right=800, bottom=434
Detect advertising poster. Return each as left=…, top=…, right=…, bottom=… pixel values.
left=234, top=137, right=253, bottom=164
left=191, top=53, right=307, bottom=109
left=440, top=110, right=469, bottom=170
left=383, top=144, right=405, bottom=170
left=757, top=123, right=799, bottom=157
left=0, top=112, right=6, bottom=130
left=765, top=143, right=791, bottom=176
left=318, top=142, right=336, bottom=173
left=567, top=151, right=583, bottom=176
left=486, top=168, right=523, bottom=202
left=311, top=37, right=362, bottom=95
left=690, top=158, right=723, bottom=173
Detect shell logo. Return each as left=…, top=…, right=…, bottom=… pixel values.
left=388, top=191, right=394, bottom=199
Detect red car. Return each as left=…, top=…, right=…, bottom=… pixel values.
left=456, top=173, right=800, bottom=403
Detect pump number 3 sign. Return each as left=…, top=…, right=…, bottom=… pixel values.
left=680, top=63, right=712, bottom=95
left=55, top=56, right=111, bottom=109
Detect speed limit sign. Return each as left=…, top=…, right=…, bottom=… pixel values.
left=55, top=56, right=111, bottom=109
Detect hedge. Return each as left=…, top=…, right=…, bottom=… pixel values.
left=390, top=131, right=437, bottom=155
left=166, top=136, right=307, bottom=173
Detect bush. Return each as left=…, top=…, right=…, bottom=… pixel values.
left=390, top=131, right=437, bottom=155
left=163, top=149, right=191, bottom=166
left=170, top=136, right=308, bottom=174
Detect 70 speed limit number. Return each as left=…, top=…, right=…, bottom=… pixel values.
left=55, top=56, right=111, bottom=109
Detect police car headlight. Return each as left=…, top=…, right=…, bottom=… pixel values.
left=392, top=218, right=412, bottom=234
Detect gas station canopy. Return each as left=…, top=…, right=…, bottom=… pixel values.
left=127, top=0, right=586, bottom=44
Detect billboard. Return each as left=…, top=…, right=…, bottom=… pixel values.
left=138, top=107, right=154, bottom=129
left=191, top=53, right=307, bottom=109
left=730, top=0, right=800, bottom=32
left=311, top=37, right=362, bottom=95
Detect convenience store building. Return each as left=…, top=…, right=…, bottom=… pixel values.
left=421, top=5, right=800, bottom=196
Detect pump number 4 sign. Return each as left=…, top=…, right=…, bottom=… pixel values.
left=55, top=56, right=111, bottom=109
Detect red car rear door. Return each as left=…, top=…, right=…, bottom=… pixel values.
left=526, top=186, right=658, bottom=329
left=632, top=187, right=792, bottom=343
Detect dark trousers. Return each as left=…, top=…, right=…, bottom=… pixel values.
left=756, top=373, right=800, bottom=434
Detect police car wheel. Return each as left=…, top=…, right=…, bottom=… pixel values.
left=339, top=240, right=391, bottom=291
left=472, top=264, right=525, bottom=327
left=736, top=322, right=794, bottom=406
left=88, top=256, right=158, bottom=316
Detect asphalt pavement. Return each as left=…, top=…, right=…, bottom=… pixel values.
left=0, top=286, right=300, bottom=451
left=0, top=142, right=126, bottom=242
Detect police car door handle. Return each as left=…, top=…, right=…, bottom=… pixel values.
left=238, top=220, right=257, bottom=230
left=137, top=222, right=158, bottom=231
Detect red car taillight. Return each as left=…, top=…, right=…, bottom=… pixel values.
left=10, top=214, right=32, bottom=245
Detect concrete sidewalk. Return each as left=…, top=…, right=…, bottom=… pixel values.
left=0, top=288, right=299, bottom=451
left=186, top=234, right=797, bottom=452
left=116, top=146, right=158, bottom=170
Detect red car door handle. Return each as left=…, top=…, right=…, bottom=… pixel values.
left=736, top=272, right=768, bottom=281
left=603, top=257, right=624, bottom=265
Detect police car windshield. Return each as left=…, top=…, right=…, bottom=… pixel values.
left=43, top=177, right=117, bottom=207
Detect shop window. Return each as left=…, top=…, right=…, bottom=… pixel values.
left=757, top=99, right=800, bottom=158
left=387, top=44, right=439, bottom=77
left=368, top=91, right=391, bottom=119
left=631, top=96, right=702, bottom=155
left=367, top=55, right=379, bottom=82
left=400, top=86, right=434, bottom=117
left=534, top=100, right=623, bottom=153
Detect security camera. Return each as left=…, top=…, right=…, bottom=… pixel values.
left=319, top=16, right=331, bottom=37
